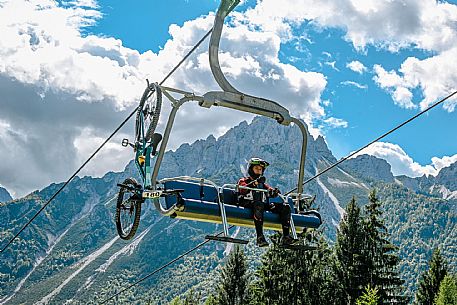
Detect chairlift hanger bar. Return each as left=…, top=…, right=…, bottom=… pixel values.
left=149, top=0, right=309, bottom=218
left=210, top=0, right=242, bottom=94
left=205, top=0, right=308, bottom=197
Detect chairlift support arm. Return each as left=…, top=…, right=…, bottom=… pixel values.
left=149, top=0, right=309, bottom=214
left=207, top=0, right=308, bottom=201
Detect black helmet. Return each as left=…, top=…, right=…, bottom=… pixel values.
left=248, top=157, right=269, bottom=178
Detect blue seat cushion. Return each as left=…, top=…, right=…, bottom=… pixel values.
left=164, top=180, right=219, bottom=203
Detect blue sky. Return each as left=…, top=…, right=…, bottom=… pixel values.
left=1, top=0, right=457, bottom=196
left=85, top=0, right=456, bottom=163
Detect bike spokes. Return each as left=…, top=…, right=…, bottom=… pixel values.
left=115, top=178, right=142, bottom=240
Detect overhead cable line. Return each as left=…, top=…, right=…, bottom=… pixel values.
left=98, top=225, right=234, bottom=305
left=285, top=90, right=457, bottom=196
left=159, top=29, right=212, bottom=86
left=0, top=109, right=136, bottom=254
left=0, top=28, right=213, bottom=254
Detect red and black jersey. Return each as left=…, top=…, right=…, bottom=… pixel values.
left=237, top=176, right=273, bottom=195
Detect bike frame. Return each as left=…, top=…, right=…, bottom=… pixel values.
left=134, top=109, right=155, bottom=189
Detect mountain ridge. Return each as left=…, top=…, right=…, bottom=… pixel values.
left=0, top=116, right=455, bottom=304
left=0, top=186, right=12, bottom=203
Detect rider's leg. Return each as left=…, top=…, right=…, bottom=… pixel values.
left=269, top=202, right=291, bottom=236
left=253, top=192, right=265, bottom=237
left=251, top=192, right=268, bottom=246
left=279, top=203, right=291, bottom=236
left=271, top=202, right=296, bottom=245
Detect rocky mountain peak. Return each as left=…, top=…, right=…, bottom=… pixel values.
left=435, top=161, right=457, bottom=191
left=156, top=116, right=339, bottom=183
left=0, top=186, right=12, bottom=202
left=342, top=154, right=395, bottom=183
left=313, top=135, right=336, bottom=162
left=206, top=134, right=216, bottom=142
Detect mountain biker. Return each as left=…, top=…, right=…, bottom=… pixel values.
left=237, top=157, right=296, bottom=247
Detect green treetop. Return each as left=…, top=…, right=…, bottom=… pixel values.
left=415, top=248, right=449, bottom=305
left=335, top=197, right=367, bottom=305
left=434, top=274, right=457, bottom=305
left=216, top=245, right=249, bottom=305
left=362, top=190, right=406, bottom=305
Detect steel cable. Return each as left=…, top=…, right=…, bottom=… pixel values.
left=285, top=90, right=457, bottom=195
left=98, top=225, right=234, bottom=304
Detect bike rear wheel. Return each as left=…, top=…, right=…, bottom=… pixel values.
left=115, top=178, right=143, bottom=240
left=135, top=82, right=162, bottom=144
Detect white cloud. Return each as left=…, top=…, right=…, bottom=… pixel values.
left=322, top=117, right=348, bottom=129
left=244, top=0, right=457, bottom=112
left=0, top=0, right=328, bottom=196
left=373, top=64, right=403, bottom=88
left=346, top=60, right=367, bottom=74
left=322, top=51, right=332, bottom=58
left=73, top=128, right=132, bottom=178
left=373, top=65, right=416, bottom=109
left=244, top=0, right=457, bottom=52
left=315, top=117, right=348, bottom=134
left=373, top=50, right=457, bottom=112
left=431, top=155, right=457, bottom=173
left=350, top=142, right=457, bottom=177
left=340, top=80, right=367, bottom=90
left=0, top=0, right=153, bottom=109
left=324, top=61, right=339, bottom=71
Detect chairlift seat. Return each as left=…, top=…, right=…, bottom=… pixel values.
left=221, top=188, right=238, bottom=206
left=163, top=180, right=321, bottom=232
left=164, top=180, right=219, bottom=202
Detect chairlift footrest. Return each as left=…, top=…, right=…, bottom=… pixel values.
left=117, top=183, right=141, bottom=192
left=205, top=235, right=248, bottom=244
left=279, top=244, right=317, bottom=251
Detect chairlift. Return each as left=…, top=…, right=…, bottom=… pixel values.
left=115, top=0, right=322, bottom=249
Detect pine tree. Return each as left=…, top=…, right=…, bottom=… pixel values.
left=169, top=296, right=182, bottom=305
left=363, top=190, right=406, bottom=305
left=183, top=289, right=201, bottom=305
left=334, top=197, right=368, bottom=305
left=356, top=285, right=380, bottom=305
left=254, top=232, right=338, bottom=305
left=434, top=274, right=457, bottom=305
left=414, top=248, right=449, bottom=305
left=308, top=235, right=341, bottom=305
left=252, top=234, right=291, bottom=304
left=216, top=245, right=249, bottom=305
left=168, top=290, right=201, bottom=305
left=204, top=295, right=218, bottom=305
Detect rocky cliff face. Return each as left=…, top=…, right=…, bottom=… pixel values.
left=343, top=154, right=395, bottom=183
left=0, top=186, right=12, bottom=202
left=435, top=162, right=457, bottom=191
left=395, top=161, right=457, bottom=200
left=158, top=116, right=337, bottom=187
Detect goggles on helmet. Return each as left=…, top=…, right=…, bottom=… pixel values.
left=249, top=158, right=270, bottom=168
